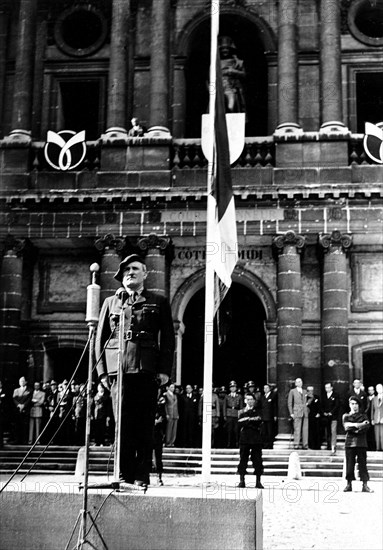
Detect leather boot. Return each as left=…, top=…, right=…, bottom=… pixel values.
left=343, top=481, right=352, bottom=492
left=362, top=482, right=373, bottom=493
left=237, top=474, right=245, bottom=488
left=158, top=473, right=164, bottom=486
left=256, top=476, right=264, bottom=489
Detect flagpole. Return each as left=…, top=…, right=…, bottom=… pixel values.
left=201, top=0, right=219, bottom=484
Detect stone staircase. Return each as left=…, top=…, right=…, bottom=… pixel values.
left=0, top=443, right=382, bottom=479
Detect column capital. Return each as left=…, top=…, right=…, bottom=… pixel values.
left=272, top=230, right=305, bottom=253
left=137, top=233, right=173, bottom=258
left=1, top=235, right=33, bottom=257
left=318, top=230, right=353, bottom=253
left=94, top=234, right=125, bottom=254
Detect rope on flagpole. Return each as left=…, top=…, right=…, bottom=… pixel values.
left=201, top=0, right=220, bottom=484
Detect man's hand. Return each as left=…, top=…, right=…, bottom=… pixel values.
left=157, top=373, right=169, bottom=386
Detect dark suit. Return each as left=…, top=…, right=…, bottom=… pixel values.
left=260, top=392, right=276, bottom=448
left=182, top=393, right=198, bottom=447
left=307, top=394, right=321, bottom=450
left=322, top=391, right=340, bottom=451
left=96, top=288, right=175, bottom=484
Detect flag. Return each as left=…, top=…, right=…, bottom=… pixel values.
left=209, top=50, right=238, bottom=316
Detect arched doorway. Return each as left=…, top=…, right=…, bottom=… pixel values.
left=181, top=283, right=267, bottom=389
left=184, top=13, right=270, bottom=137
left=47, top=348, right=88, bottom=383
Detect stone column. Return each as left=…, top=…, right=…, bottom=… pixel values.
left=148, top=0, right=171, bottom=135
left=273, top=230, right=305, bottom=433
left=0, top=5, right=9, bottom=136
left=137, top=233, right=173, bottom=297
left=319, top=231, right=352, bottom=400
left=0, top=236, right=26, bottom=384
left=9, top=0, right=37, bottom=140
left=95, top=234, right=125, bottom=305
left=172, top=56, right=187, bottom=138
left=105, top=0, right=130, bottom=137
left=32, top=8, right=48, bottom=139
left=276, top=0, right=302, bottom=135
left=319, top=0, right=346, bottom=132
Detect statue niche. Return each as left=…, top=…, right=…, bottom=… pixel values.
left=218, top=35, right=246, bottom=115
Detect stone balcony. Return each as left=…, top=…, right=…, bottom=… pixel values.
left=0, top=132, right=382, bottom=201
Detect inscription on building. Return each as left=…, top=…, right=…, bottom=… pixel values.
left=175, top=247, right=265, bottom=263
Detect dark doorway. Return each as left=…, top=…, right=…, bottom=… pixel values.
left=363, top=350, right=383, bottom=389
left=181, top=283, right=267, bottom=389
left=59, top=80, right=103, bottom=140
left=185, top=15, right=268, bottom=137
left=48, top=347, right=89, bottom=384
left=356, top=72, right=383, bottom=133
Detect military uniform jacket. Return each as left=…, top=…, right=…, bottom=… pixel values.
left=238, top=406, right=263, bottom=445
left=95, top=288, right=175, bottom=378
left=225, top=393, right=243, bottom=418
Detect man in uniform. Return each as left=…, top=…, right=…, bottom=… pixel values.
left=95, top=254, right=175, bottom=487
left=237, top=393, right=264, bottom=489
left=225, top=381, right=243, bottom=448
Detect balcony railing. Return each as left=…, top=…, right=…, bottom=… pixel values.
left=171, top=137, right=275, bottom=169
left=25, top=133, right=372, bottom=172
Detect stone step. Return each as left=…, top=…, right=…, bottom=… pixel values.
left=0, top=445, right=381, bottom=479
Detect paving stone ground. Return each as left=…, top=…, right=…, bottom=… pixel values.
left=1, top=473, right=382, bottom=550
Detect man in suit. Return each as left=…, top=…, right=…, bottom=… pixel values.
left=306, top=385, right=321, bottom=450
left=322, top=382, right=340, bottom=455
left=164, top=382, right=179, bottom=447
left=347, top=379, right=367, bottom=413
left=287, top=378, right=309, bottom=449
left=13, top=376, right=32, bottom=444
left=95, top=254, right=175, bottom=487
left=260, top=383, right=277, bottom=449
left=371, top=383, right=383, bottom=451
left=182, top=384, right=198, bottom=447
left=225, top=381, right=243, bottom=448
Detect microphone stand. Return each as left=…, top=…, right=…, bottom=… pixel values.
left=65, top=264, right=109, bottom=550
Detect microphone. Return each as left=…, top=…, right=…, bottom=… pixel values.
left=115, top=287, right=127, bottom=302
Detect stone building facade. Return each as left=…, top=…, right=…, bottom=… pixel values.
left=0, top=0, right=382, bottom=434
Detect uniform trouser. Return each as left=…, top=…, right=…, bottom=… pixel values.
left=345, top=447, right=369, bottom=482
left=93, top=417, right=106, bottom=445
left=226, top=416, right=239, bottom=447
left=29, top=417, right=42, bottom=444
left=374, top=424, right=383, bottom=451
left=293, top=416, right=308, bottom=448
left=325, top=419, right=338, bottom=450
left=166, top=418, right=178, bottom=446
left=238, top=443, right=263, bottom=476
left=111, top=373, right=157, bottom=484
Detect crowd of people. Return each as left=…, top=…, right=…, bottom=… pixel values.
left=2, top=375, right=381, bottom=453
left=287, top=378, right=383, bottom=454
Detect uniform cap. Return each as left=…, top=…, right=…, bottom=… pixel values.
left=114, top=254, right=146, bottom=282
left=247, top=380, right=255, bottom=387
left=229, top=380, right=237, bottom=387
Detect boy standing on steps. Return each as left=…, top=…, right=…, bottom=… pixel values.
left=237, top=393, right=264, bottom=489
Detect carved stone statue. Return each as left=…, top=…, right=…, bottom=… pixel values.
left=218, top=36, right=246, bottom=114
